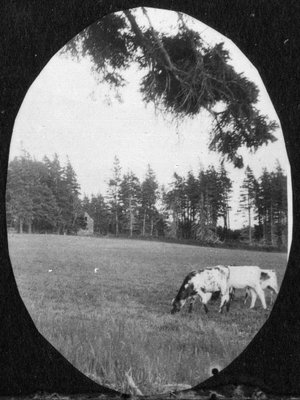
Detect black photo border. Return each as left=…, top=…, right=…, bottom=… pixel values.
left=1, top=0, right=300, bottom=397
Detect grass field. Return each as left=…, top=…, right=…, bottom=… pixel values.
left=8, top=234, right=287, bottom=395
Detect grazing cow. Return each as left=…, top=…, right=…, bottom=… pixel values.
left=227, top=266, right=267, bottom=309
left=244, top=269, right=278, bottom=306
left=171, top=266, right=230, bottom=314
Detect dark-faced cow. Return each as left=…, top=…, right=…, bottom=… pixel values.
left=171, top=266, right=230, bottom=314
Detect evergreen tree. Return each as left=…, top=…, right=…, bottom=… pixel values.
left=205, top=165, right=220, bottom=231
left=6, top=154, right=34, bottom=233
left=43, top=154, right=66, bottom=233
left=186, top=171, right=199, bottom=234
left=192, top=166, right=224, bottom=243
left=239, top=166, right=258, bottom=243
left=257, top=168, right=272, bottom=244
left=256, top=164, right=287, bottom=247
left=163, top=164, right=232, bottom=242
left=272, top=161, right=288, bottom=247
left=61, top=158, right=83, bottom=234
left=64, top=8, right=278, bottom=168
left=29, top=162, right=59, bottom=233
left=164, top=173, right=186, bottom=239
left=81, top=195, right=91, bottom=214
left=191, top=168, right=209, bottom=241
left=107, top=156, right=122, bottom=235
left=6, top=154, right=60, bottom=233
left=120, top=171, right=141, bottom=236
left=140, top=165, right=159, bottom=236
left=217, top=163, right=232, bottom=234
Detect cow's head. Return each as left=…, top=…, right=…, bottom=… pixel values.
left=171, top=271, right=198, bottom=314
left=261, top=270, right=279, bottom=294
left=171, top=297, right=186, bottom=314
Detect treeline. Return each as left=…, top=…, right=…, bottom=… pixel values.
left=239, top=164, right=288, bottom=247
left=82, top=157, right=232, bottom=241
left=82, top=157, right=163, bottom=237
left=163, top=165, right=232, bottom=242
left=6, top=152, right=84, bottom=234
left=6, top=153, right=288, bottom=249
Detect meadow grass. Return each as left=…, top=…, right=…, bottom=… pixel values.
left=8, top=234, right=287, bottom=394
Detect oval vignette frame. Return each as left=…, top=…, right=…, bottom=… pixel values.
left=1, top=0, right=299, bottom=398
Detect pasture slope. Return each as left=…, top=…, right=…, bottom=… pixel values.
left=8, top=234, right=287, bottom=395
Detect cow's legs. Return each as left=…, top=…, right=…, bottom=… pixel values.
left=256, top=285, right=267, bottom=309
left=219, top=291, right=230, bottom=313
left=244, top=287, right=251, bottom=304
left=201, top=292, right=212, bottom=314
left=251, top=285, right=267, bottom=309
left=249, top=288, right=257, bottom=308
left=225, top=297, right=231, bottom=312
left=269, top=288, right=277, bottom=305
left=188, top=297, right=196, bottom=313
left=229, top=287, right=235, bottom=301
left=219, top=296, right=227, bottom=313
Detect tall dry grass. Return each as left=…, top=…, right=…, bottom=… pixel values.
left=32, top=300, right=242, bottom=395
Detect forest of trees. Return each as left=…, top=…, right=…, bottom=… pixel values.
left=6, top=152, right=288, bottom=249
left=5, top=9, right=286, bottom=248
left=239, top=163, right=288, bottom=247
left=6, top=151, right=85, bottom=235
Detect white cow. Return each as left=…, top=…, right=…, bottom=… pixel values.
left=244, top=269, right=278, bottom=307
left=227, top=266, right=267, bottom=309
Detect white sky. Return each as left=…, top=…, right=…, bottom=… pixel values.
left=10, top=8, right=291, bottom=231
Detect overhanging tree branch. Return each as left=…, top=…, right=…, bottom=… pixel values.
left=63, top=8, right=278, bottom=168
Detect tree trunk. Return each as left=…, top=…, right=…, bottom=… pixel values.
left=129, top=196, right=133, bottom=237
left=270, top=202, right=274, bottom=246
left=115, top=209, right=118, bottom=236
left=142, top=210, right=146, bottom=236
left=227, top=206, right=230, bottom=230
left=278, top=210, right=283, bottom=248
left=223, top=214, right=227, bottom=240
left=248, top=206, right=252, bottom=243
left=247, top=192, right=252, bottom=243
left=19, top=218, right=23, bottom=234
